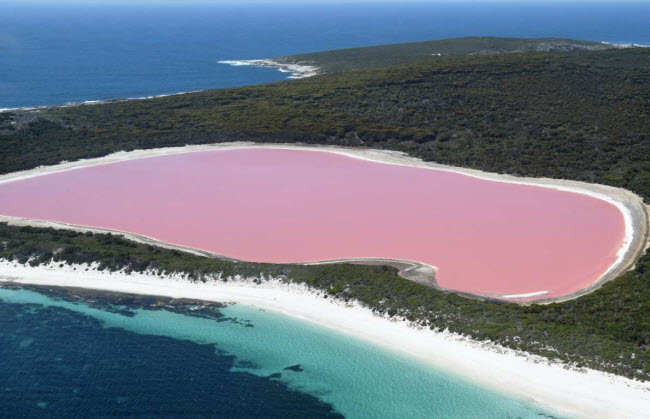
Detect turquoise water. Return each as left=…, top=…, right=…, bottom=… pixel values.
left=0, top=287, right=556, bottom=418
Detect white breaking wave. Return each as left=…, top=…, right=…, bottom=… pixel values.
left=0, top=90, right=204, bottom=114
left=600, top=41, right=650, bottom=48
left=218, top=59, right=319, bottom=79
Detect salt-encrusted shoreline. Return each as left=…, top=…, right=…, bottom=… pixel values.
left=0, top=259, right=649, bottom=418
left=0, top=142, right=646, bottom=303
left=218, top=59, right=319, bottom=79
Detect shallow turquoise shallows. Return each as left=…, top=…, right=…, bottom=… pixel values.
left=0, top=287, right=559, bottom=418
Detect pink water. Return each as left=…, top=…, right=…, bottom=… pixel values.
left=0, top=149, right=625, bottom=300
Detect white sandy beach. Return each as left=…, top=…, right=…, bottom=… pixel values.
left=1, top=259, right=649, bottom=418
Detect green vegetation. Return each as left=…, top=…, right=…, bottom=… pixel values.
left=0, top=112, right=14, bottom=133
left=2, top=48, right=649, bottom=198
left=2, top=222, right=650, bottom=381
left=275, top=36, right=612, bottom=73
left=1, top=39, right=649, bottom=381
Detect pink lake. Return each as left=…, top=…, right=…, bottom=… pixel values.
left=0, top=148, right=626, bottom=300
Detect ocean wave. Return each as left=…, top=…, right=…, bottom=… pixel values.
left=218, top=59, right=319, bottom=79
left=600, top=41, right=650, bottom=48
left=0, top=90, right=203, bottom=114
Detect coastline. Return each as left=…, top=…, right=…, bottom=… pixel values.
left=218, top=59, right=319, bottom=79
left=4, top=41, right=648, bottom=114
left=0, top=59, right=314, bottom=114
left=1, top=259, right=649, bottom=418
left=0, top=89, right=204, bottom=114
left=0, top=142, right=646, bottom=303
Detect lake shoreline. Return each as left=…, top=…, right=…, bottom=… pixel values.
left=0, top=142, right=646, bottom=303
left=1, top=259, right=649, bottom=418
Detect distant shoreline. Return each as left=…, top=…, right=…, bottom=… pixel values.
left=0, top=89, right=205, bottom=114
left=2, top=41, right=646, bottom=114
left=0, top=61, right=316, bottom=114
left=0, top=60, right=316, bottom=114
left=217, top=59, right=319, bottom=79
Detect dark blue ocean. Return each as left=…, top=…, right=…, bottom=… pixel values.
left=0, top=287, right=554, bottom=418
left=1, top=1, right=649, bottom=109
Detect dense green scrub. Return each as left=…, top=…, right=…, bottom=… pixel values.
left=1, top=42, right=649, bottom=381
left=275, top=36, right=611, bottom=73
left=1, top=223, right=649, bottom=381
left=2, top=48, right=649, bottom=198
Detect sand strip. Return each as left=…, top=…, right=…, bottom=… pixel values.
left=1, top=260, right=649, bottom=418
